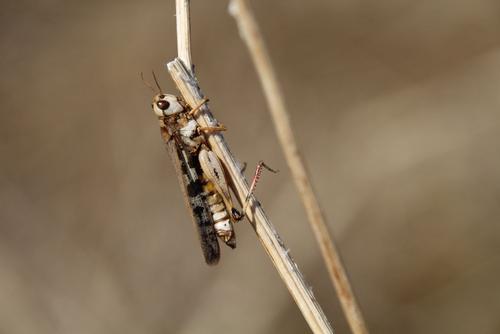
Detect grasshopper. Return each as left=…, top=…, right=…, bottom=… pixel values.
left=145, top=73, right=276, bottom=265
left=145, top=76, right=241, bottom=265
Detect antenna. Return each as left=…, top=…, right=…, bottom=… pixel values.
left=140, top=72, right=156, bottom=93
left=152, top=70, right=163, bottom=93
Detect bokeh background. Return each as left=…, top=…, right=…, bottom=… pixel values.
left=1, top=0, right=500, bottom=333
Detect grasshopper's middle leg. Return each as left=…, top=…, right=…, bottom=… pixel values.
left=198, top=124, right=227, bottom=135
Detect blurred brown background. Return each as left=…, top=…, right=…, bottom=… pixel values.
left=1, top=0, right=500, bottom=333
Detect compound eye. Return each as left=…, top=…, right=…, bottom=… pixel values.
left=156, top=100, right=170, bottom=111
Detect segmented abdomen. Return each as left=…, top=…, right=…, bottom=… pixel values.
left=204, top=184, right=236, bottom=249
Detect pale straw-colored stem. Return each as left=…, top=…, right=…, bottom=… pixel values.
left=170, top=1, right=334, bottom=333
left=175, top=0, right=192, bottom=71
left=229, top=1, right=369, bottom=334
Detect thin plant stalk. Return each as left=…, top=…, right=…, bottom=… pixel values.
left=170, top=1, right=334, bottom=333
left=229, top=1, right=369, bottom=333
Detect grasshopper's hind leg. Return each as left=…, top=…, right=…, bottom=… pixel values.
left=199, top=148, right=238, bottom=249
left=241, top=161, right=278, bottom=214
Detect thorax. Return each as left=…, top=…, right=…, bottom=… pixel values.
left=165, top=113, right=202, bottom=150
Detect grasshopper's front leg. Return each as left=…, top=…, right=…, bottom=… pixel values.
left=188, top=98, right=210, bottom=117
left=187, top=98, right=227, bottom=135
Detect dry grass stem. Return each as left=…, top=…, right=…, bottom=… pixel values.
left=170, top=1, right=334, bottom=333
left=168, top=57, right=333, bottom=334
left=175, top=0, right=192, bottom=71
left=229, top=1, right=369, bottom=333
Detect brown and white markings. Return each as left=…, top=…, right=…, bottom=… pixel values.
left=147, top=78, right=243, bottom=265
